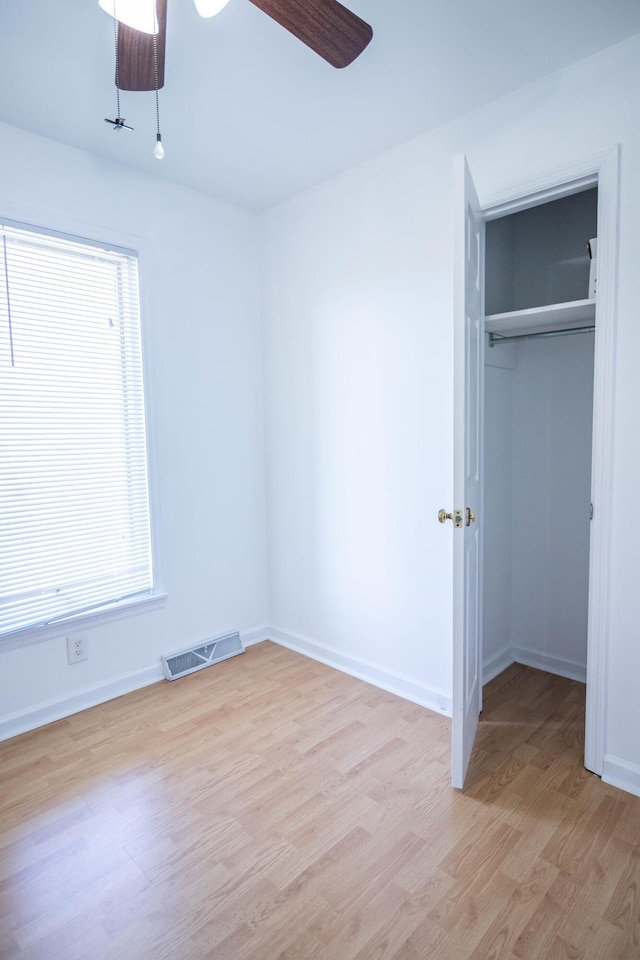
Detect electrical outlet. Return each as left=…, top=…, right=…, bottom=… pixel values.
left=66, top=634, right=88, bottom=664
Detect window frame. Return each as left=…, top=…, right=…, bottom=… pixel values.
left=0, top=208, right=166, bottom=654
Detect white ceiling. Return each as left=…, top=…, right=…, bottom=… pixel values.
left=1, top=0, right=640, bottom=210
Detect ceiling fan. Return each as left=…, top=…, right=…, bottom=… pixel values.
left=100, top=0, right=374, bottom=92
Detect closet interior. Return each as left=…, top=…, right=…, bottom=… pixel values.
left=482, top=187, right=598, bottom=684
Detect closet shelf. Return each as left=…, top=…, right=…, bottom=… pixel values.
left=485, top=298, right=596, bottom=337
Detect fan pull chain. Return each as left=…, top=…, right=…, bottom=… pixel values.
left=104, top=1, right=133, bottom=132
left=113, top=3, right=121, bottom=119
left=153, top=10, right=164, bottom=160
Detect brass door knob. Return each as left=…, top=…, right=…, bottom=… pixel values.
left=438, top=509, right=463, bottom=528
left=466, top=508, right=476, bottom=526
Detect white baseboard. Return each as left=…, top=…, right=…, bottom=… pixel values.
left=241, top=623, right=271, bottom=647
left=483, top=645, right=514, bottom=685
left=483, top=644, right=588, bottom=687
left=602, top=755, right=640, bottom=799
left=267, top=625, right=452, bottom=717
left=0, top=663, right=163, bottom=743
left=512, top=645, right=587, bottom=684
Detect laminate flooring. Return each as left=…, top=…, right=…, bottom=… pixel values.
left=1, top=641, right=639, bottom=959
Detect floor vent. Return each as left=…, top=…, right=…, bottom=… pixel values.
left=162, top=631, right=244, bottom=681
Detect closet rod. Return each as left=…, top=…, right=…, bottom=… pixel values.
left=488, top=325, right=595, bottom=347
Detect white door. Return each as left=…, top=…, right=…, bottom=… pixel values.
left=451, top=155, right=484, bottom=789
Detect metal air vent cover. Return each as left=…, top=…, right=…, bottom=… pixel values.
left=162, top=631, right=244, bottom=681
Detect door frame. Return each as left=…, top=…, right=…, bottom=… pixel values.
left=459, top=146, right=619, bottom=778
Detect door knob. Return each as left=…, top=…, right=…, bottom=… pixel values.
left=466, top=508, right=476, bottom=526
left=438, top=509, right=463, bottom=528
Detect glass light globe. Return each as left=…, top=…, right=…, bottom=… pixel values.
left=98, top=0, right=159, bottom=35
left=193, top=0, right=232, bottom=18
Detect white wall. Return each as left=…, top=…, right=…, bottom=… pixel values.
left=510, top=335, right=594, bottom=678
left=483, top=335, right=594, bottom=683
left=261, top=34, right=640, bottom=781
left=0, top=122, right=269, bottom=732
left=261, top=144, right=455, bottom=711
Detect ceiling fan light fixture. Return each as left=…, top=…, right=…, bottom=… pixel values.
left=193, top=0, right=232, bottom=19
left=98, top=0, right=159, bottom=35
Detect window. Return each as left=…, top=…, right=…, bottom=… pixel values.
left=0, top=220, right=154, bottom=640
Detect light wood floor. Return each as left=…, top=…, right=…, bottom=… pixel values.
left=1, top=642, right=639, bottom=959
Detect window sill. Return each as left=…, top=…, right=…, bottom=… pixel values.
left=0, top=591, right=168, bottom=654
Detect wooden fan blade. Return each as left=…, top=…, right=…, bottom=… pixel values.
left=116, top=0, right=168, bottom=91
left=248, top=0, right=372, bottom=68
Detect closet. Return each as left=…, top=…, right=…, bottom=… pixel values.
left=482, top=188, right=598, bottom=684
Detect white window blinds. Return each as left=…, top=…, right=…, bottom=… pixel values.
left=0, top=221, right=153, bottom=638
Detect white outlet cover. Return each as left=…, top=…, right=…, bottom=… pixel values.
left=66, top=634, right=88, bottom=663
